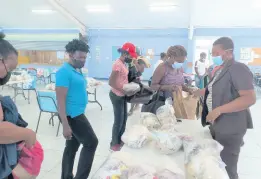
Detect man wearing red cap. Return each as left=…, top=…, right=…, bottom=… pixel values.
left=109, top=42, right=137, bottom=151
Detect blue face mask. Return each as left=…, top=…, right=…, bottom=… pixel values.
left=212, top=56, right=223, bottom=66
left=172, top=62, right=183, bottom=69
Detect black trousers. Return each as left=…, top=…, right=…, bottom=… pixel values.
left=215, top=132, right=245, bottom=179
left=109, top=91, right=127, bottom=146
left=61, top=114, right=98, bottom=179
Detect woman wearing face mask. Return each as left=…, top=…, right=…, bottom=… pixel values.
left=109, top=42, right=138, bottom=151
left=194, top=37, right=256, bottom=179
left=151, top=45, right=191, bottom=101
left=0, top=32, right=37, bottom=179
left=56, top=39, right=98, bottom=179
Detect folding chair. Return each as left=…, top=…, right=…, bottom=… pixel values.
left=35, top=90, right=61, bottom=136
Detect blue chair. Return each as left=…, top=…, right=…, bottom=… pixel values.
left=35, top=90, right=61, bottom=136
left=49, top=73, right=56, bottom=83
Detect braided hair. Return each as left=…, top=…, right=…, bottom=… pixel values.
left=167, top=45, right=187, bottom=58
left=0, top=32, right=18, bottom=59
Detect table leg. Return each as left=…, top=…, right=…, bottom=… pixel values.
left=94, top=88, right=102, bottom=110
left=87, top=88, right=103, bottom=110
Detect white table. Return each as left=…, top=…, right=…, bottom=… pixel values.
left=5, top=79, right=33, bottom=103
left=92, top=119, right=212, bottom=178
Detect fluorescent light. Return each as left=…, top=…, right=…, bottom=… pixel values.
left=32, top=9, right=56, bottom=14
left=86, top=5, right=111, bottom=13
left=252, top=1, right=261, bottom=8
left=149, top=3, right=177, bottom=12
left=150, top=6, right=176, bottom=11
left=150, top=3, right=177, bottom=7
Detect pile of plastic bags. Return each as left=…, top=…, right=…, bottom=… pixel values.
left=121, top=125, right=152, bottom=149
left=121, top=98, right=182, bottom=152
left=93, top=152, right=185, bottom=179
left=183, top=137, right=229, bottom=179
left=140, top=113, right=161, bottom=130
left=152, top=131, right=183, bottom=155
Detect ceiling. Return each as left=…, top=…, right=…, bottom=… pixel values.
left=1, top=0, right=261, bottom=29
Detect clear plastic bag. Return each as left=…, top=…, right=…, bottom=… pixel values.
left=156, top=169, right=185, bottom=179
left=153, top=132, right=183, bottom=155
left=156, top=98, right=176, bottom=125
left=186, top=153, right=229, bottom=179
left=199, top=139, right=224, bottom=157
left=199, top=156, right=229, bottom=179
left=182, top=135, right=202, bottom=164
left=140, top=112, right=161, bottom=130
left=121, top=125, right=151, bottom=148
left=123, top=82, right=141, bottom=96
left=93, top=158, right=127, bottom=179
left=128, top=165, right=157, bottom=179
left=156, top=158, right=185, bottom=179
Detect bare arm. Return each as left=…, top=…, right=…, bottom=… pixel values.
left=56, top=87, right=69, bottom=125
left=151, top=64, right=172, bottom=91
left=0, top=122, right=31, bottom=144
left=194, top=61, right=200, bottom=76
left=109, top=71, right=124, bottom=93
left=219, top=90, right=256, bottom=114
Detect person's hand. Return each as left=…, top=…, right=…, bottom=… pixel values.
left=167, top=85, right=178, bottom=92
left=63, top=122, right=72, bottom=140
left=206, top=108, right=221, bottom=123
left=187, top=88, right=194, bottom=95
left=192, top=89, right=202, bottom=97
left=24, top=129, right=36, bottom=149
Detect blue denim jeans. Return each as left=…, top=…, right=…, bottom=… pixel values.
left=109, top=91, right=128, bottom=146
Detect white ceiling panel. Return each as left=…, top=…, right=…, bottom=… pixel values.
left=1, top=0, right=261, bottom=29
left=60, top=0, right=190, bottom=28
left=192, top=0, right=261, bottom=27
left=0, top=0, right=77, bottom=28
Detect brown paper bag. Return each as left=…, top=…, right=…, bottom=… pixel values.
left=173, top=89, right=199, bottom=120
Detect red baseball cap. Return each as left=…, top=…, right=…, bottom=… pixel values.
left=121, top=42, right=138, bottom=59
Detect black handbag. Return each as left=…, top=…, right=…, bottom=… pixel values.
left=141, top=91, right=165, bottom=114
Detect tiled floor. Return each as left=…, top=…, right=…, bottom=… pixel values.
left=2, top=84, right=261, bottom=179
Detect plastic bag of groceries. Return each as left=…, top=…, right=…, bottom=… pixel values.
left=186, top=153, right=229, bottom=179
left=123, top=82, right=141, bottom=96
left=93, top=158, right=128, bottom=179
left=128, top=165, right=157, bottom=179
left=121, top=125, right=151, bottom=148
left=152, top=132, right=182, bottom=155
left=140, top=112, right=161, bottom=130
left=156, top=157, right=185, bottom=179
left=156, top=98, right=176, bottom=125
left=181, top=135, right=202, bottom=164
left=159, top=123, right=178, bottom=133
left=199, top=139, right=224, bottom=157
left=199, top=156, right=229, bottom=179
left=156, top=169, right=185, bottom=179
